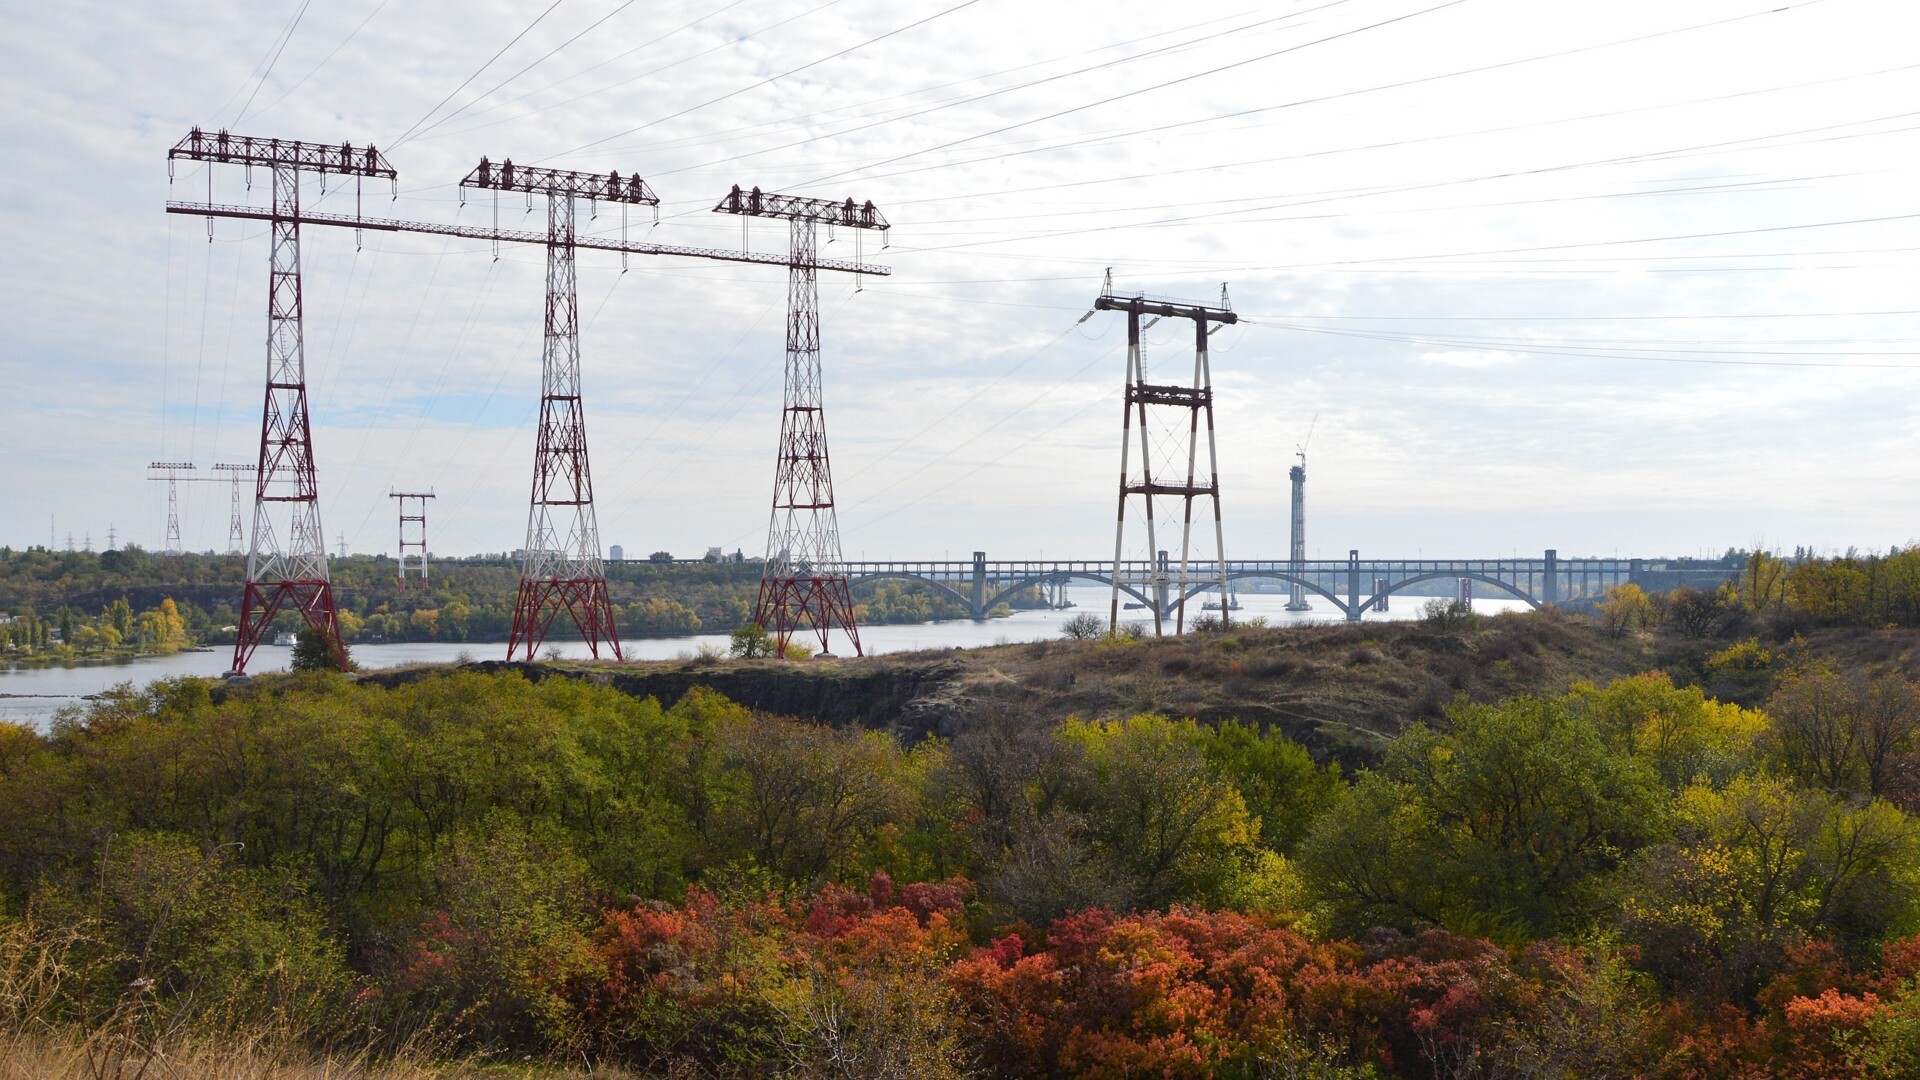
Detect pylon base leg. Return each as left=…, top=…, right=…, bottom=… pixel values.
left=507, top=577, right=623, bottom=662
left=232, top=579, right=345, bottom=674
left=755, top=575, right=863, bottom=658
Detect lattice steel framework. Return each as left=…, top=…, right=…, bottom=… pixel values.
left=146, top=462, right=195, bottom=557
left=462, top=159, right=658, bottom=661
left=1098, top=278, right=1238, bottom=635
left=714, top=186, right=889, bottom=657
left=169, top=128, right=395, bottom=673
left=212, top=463, right=256, bottom=556
left=390, top=489, right=434, bottom=586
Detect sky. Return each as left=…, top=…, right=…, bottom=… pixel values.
left=3, top=0, right=1918, bottom=563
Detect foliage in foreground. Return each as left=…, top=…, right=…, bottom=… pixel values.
left=1, top=656, right=1920, bottom=1075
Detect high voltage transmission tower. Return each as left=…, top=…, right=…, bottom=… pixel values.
left=169, top=128, right=397, bottom=675
left=165, top=131, right=891, bottom=666
left=145, top=461, right=195, bottom=557
left=389, top=489, right=435, bottom=587
left=461, top=158, right=659, bottom=661
left=714, top=186, right=889, bottom=658
left=1096, top=273, right=1238, bottom=636
left=211, top=463, right=257, bottom=556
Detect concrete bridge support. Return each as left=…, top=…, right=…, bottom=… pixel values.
left=1544, top=548, right=1559, bottom=605
left=1347, top=549, right=1361, bottom=622
left=971, top=551, right=987, bottom=620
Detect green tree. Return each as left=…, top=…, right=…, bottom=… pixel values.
left=290, top=623, right=346, bottom=671
left=1618, top=776, right=1920, bottom=994
left=730, top=621, right=774, bottom=658
left=1059, top=715, right=1261, bottom=906
left=1299, top=696, right=1665, bottom=938
left=1192, top=718, right=1345, bottom=852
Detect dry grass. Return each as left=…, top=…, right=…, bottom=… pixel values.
left=0, top=916, right=603, bottom=1080
left=0, top=1028, right=615, bottom=1080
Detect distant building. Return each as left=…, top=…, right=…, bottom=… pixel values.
left=609, top=545, right=624, bottom=562
left=704, top=546, right=724, bottom=562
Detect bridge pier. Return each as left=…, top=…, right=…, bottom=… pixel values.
left=1347, top=549, right=1361, bottom=621
left=971, top=551, right=987, bottom=620
left=1544, top=548, right=1558, bottom=605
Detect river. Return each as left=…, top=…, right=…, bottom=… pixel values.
left=0, top=586, right=1528, bottom=729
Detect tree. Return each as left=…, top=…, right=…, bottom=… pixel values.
left=1059, top=715, right=1260, bottom=906
left=1300, top=696, right=1665, bottom=938
left=1059, top=611, right=1104, bottom=640
left=710, top=714, right=914, bottom=885
left=1564, top=672, right=1766, bottom=790
left=730, top=621, right=774, bottom=658
left=1596, top=583, right=1657, bottom=638
left=1192, top=718, right=1345, bottom=852
left=1618, top=777, right=1920, bottom=995
left=290, top=623, right=346, bottom=671
left=1768, top=665, right=1920, bottom=798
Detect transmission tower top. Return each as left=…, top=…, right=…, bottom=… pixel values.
left=460, top=158, right=659, bottom=205
left=147, top=461, right=196, bottom=473
left=713, top=185, right=889, bottom=231
left=1094, top=283, right=1238, bottom=326
left=168, top=128, right=396, bottom=180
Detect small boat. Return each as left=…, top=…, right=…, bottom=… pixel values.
left=1122, top=602, right=1151, bottom=611
left=1202, top=598, right=1243, bottom=611
left=272, top=631, right=297, bottom=646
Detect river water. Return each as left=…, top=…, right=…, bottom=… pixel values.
left=0, top=586, right=1527, bottom=729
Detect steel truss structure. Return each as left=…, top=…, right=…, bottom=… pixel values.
left=169, top=128, right=396, bottom=674
left=166, top=132, right=890, bottom=667
left=146, top=462, right=195, bottom=556
left=462, top=159, right=660, bottom=661
left=390, top=490, right=434, bottom=587
left=1097, top=277, right=1239, bottom=635
left=715, top=186, right=889, bottom=657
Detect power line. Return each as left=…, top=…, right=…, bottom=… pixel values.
left=388, top=0, right=570, bottom=150
left=543, top=0, right=987, bottom=162
left=795, top=0, right=1472, bottom=188
left=241, top=0, right=395, bottom=125
left=401, top=0, right=647, bottom=144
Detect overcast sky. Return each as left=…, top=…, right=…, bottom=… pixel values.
left=5, top=0, right=1918, bottom=562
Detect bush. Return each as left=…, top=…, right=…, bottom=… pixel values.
left=1060, top=612, right=1105, bottom=640
left=729, top=622, right=774, bottom=658
left=290, top=623, right=348, bottom=671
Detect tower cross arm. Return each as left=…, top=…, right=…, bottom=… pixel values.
left=460, top=158, right=659, bottom=205
left=713, top=185, right=889, bottom=230
left=168, top=128, right=396, bottom=179
left=1093, top=293, right=1238, bottom=325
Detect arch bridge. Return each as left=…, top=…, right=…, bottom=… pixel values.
left=839, top=550, right=1730, bottom=623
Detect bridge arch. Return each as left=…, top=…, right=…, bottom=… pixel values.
left=1169, top=569, right=1352, bottom=616
left=846, top=571, right=974, bottom=612
left=1357, top=570, right=1541, bottom=615
left=848, top=569, right=1158, bottom=619
left=981, top=570, right=1156, bottom=616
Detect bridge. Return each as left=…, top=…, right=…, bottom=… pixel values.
left=835, top=550, right=1740, bottom=623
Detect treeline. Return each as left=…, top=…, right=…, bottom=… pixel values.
left=3, top=648, right=1920, bottom=1076
left=0, top=546, right=1000, bottom=649
left=1600, top=546, right=1920, bottom=639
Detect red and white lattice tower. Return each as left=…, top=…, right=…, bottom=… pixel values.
left=461, top=159, right=658, bottom=661
left=714, top=186, right=888, bottom=657
left=168, top=129, right=396, bottom=674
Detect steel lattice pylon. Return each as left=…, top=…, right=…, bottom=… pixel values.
left=714, top=186, right=888, bottom=657
left=170, top=131, right=397, bottom=673
left=1098, top=277, right=1238, bottom=636
left=460, top=160, right=659, bottom=662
